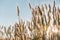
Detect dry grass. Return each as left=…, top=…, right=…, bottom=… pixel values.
left=0, top=0, right=60, bottom=40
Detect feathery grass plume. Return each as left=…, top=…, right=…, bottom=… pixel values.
left=20, top=19, right=24, bottom=31
left=4, top=27, right=6, bottom=32
left=14, top=23, right=19, bottom=40
left=53, top=0, right=55, bottom=16
left=41, top=5, right=45, bottom=26
left=45, top=4, right=47, bottom=10
left=38, top=6, right=42, bottom=16
left=32, top=8, right=36, bottom=18
left=27, top=20, right=32, bottom=31
left=8, top=26, right=12, bottom=40
left=53, top=0, right=55, bottom=8
left=34, top=7, right=38, bottom=15
left=38, top=16, right=40, bottom=24
left=42, top=17, right=44, bottom=26
left=21, top=22, right=25, bottom=32
left=16, top=4, right=22, bottom=40
left=48, top=4, right=51, bottom=22
left=19, top=19, right=25, bottom=40
left=49, top=4, right=51, bottom=12
left=32, top=9, right=37, bottom=29
left=17, top=5, right=20, bottom=16
left=7, top=26, right=11, bottom=34
left=53, top=0, right=56, bottom=25
left=16, top=23, right=20, bottom=32
left=41, top=4, right=44, bottom=12
left=20, top=20, right=25, bottom=40
left=29, top=3, right=32, bottom=9
left=41, top=5, right=46, bottom=26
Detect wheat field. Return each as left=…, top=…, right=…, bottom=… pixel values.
left=0, top=0, right=60, bottom=40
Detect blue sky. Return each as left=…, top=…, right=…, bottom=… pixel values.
left=0, top=0, right=60, bottom=26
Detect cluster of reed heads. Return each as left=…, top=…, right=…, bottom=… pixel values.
left=0, top=0, right=60, bottom=40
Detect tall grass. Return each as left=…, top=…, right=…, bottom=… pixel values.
left=0, top=0, right=60, bottom=40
